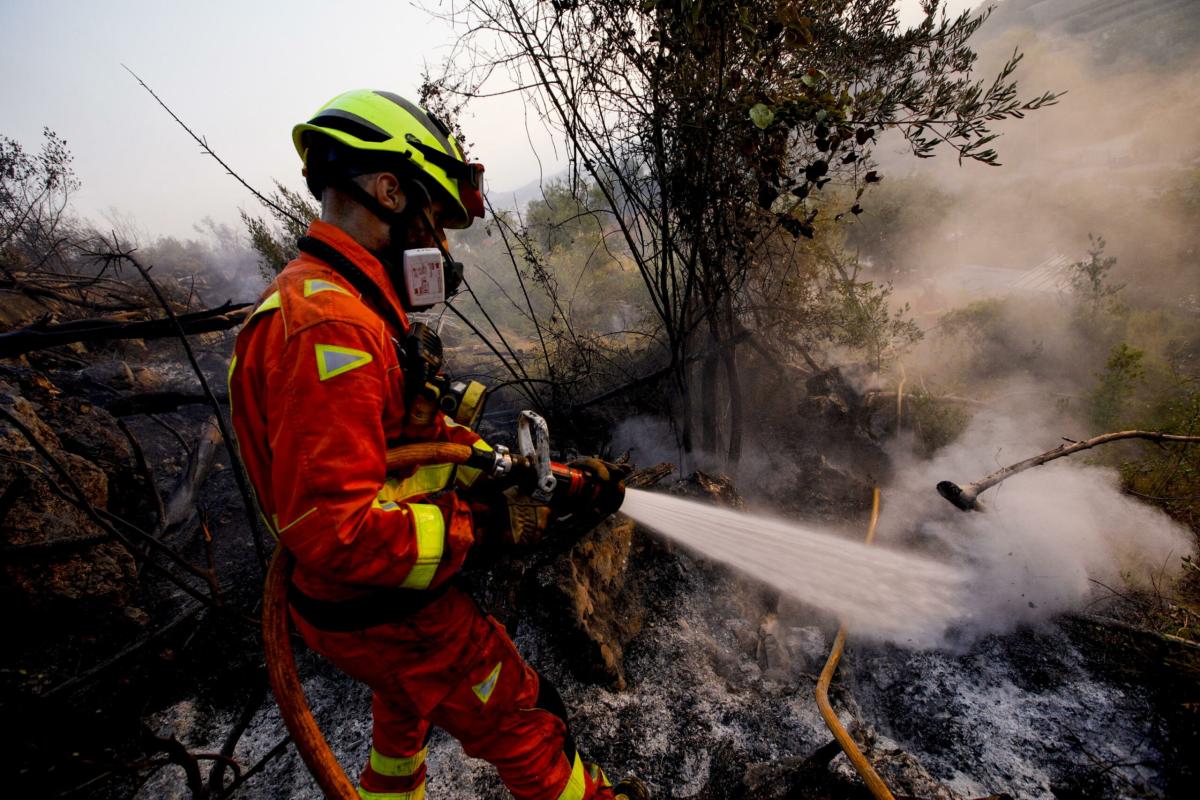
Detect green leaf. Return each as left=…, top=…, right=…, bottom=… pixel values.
left=749, top=103, right=775, bottom=129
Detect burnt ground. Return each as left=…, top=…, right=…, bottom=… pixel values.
left=3, top=339, right=1198, bottom=799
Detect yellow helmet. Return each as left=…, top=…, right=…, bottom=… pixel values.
left=293, top=89, right=484, bottom=228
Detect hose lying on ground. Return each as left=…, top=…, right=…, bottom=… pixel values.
left=814, top=487, right=897, bottom=800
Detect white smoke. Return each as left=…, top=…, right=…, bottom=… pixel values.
left=877, top=408, right=1194, bottom=643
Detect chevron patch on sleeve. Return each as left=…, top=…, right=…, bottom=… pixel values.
left=315, top=343, right=373, bottom=381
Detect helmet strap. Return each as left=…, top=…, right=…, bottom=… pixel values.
left=415, top=207, right=464, bottom=300
left=333, top=174, right=462, bottom=309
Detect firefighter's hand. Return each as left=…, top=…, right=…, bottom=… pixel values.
left=469, top=489, right=552, bottom=550
left=568, top=458, right=631, bottom=520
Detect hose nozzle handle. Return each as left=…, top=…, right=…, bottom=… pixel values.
left=517, top=410, right=556, bottom=502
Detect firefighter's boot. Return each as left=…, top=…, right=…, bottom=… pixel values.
left=614, top=775, right=649, bottom=800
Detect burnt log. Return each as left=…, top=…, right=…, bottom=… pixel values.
left=0, top=302, right=252, bottom=358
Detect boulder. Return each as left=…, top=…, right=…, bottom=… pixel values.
left=545, top=512, right=644, bottom=688
left=0, top=380, right=138, bottom=614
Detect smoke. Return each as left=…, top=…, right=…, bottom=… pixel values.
left=847, top=9, right=1200, bottom=644
left=876, top=407, right=1193, bottom=643
left=862, top=12, right=1200, bottom=306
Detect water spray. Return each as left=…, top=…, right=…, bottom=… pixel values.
left=621, top=488, right=968, bottom=641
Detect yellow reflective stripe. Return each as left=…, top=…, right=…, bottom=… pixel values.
left=556, top=753, right=587, bottom=800
left=378, top=464, right=454, bottom=503
left=251, top=290, right=281, bottom=319
left=398, top=504, right=444, bottom=590
left=227, top=353, right=237, bottom=385
left=358, top=783, right=424, bottom=800
left=456, top=440, right=494, bottom=488
left=589, top=763, right=611, bottom=788
left=304, top=278, right=352, bottom=297
left=369, top=746, right=427, bottom=777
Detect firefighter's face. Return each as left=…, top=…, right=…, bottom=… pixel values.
left=395, top=198, right=449, bottom=252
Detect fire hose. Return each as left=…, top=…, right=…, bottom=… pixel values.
left=814, top=487, right=897, bottom=800
left=262, top=441, right=477, bottom=799
left=262, top=412, right=616, bottom=796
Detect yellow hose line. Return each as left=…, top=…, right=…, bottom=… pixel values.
left=815, top=487, right=896, bottom=800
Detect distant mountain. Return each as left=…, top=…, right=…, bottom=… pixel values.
left=485, top=168, right=570, bottom=217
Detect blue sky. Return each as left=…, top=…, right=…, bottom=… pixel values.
left=1, top=0, right=975, bottom=239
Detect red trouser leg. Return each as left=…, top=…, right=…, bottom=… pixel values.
left=292, top=587, right=616, bottom=800
left=359, top=694, right=431, bottom=797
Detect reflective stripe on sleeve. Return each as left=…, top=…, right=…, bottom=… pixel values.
left=555, top=753, right=587, bottom=800
left=376, top=464, right=455, bottom=504
left=398, top=504, right=445, bottom=590
left=456, top=440, right=494, bottom=488
left=369, top=746, right=427, bottom=777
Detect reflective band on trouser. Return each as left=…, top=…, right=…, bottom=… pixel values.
left=370, top=746, right=427, bottom=777
left=398, top=504, right=445, bottom=590
left=556, top=753, right=587, bottom=800
left=358, top=784, right=424, bottom=800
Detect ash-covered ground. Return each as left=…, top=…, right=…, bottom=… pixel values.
left=3, top=337, right=1190, bottom=799
left=135, top=526, right=1179, bottom=799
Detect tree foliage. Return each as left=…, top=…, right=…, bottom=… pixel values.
left=240, top=181, right=318, bottom=284
left=433, top=0, right=1059, bottom=464
left=1, top=127, right=80, bottom=279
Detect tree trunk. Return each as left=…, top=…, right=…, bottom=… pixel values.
left=699, top=341, right=719, bottom=454
left=719, top=297, right=744, bottom=467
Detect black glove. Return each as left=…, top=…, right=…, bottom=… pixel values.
left=468, top=490, right=551, bottom=550
left=567, top=457, right=632, bottom=520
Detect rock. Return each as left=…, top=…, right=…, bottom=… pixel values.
left=544, top=512, right=644, bottom=688
left=740, top=755, right=809, bottom=800
left=0, top=380, right=138, bottom=614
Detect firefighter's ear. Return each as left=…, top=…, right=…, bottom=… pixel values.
left=373, top=172, right=407, bottom=213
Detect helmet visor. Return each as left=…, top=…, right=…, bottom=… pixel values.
left=459, top=162, right=485, bottom=221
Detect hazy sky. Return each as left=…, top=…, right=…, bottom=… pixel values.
left=1, top=0, right=976, bottom=239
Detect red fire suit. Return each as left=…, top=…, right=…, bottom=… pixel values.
left=228, top=220, right=615, bottom=799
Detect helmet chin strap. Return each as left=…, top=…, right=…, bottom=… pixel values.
left=335, top=175, right=464, bottom=306
left=414, top=204, right=465, bottom=301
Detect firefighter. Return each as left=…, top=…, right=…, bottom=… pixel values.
left=227, top=90, right=647, bottom=800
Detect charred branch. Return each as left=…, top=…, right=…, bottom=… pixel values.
left=107, top=391, right=228, bottom=417
left=0, top=302, right=251, bottom=359
left=86, top=240, right=268, bottom=572
left=158, top=417, right=223, bottom=540
left=938, top=430, right=1200, bottom=511
left=42, top=604, right=205, bottom=699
